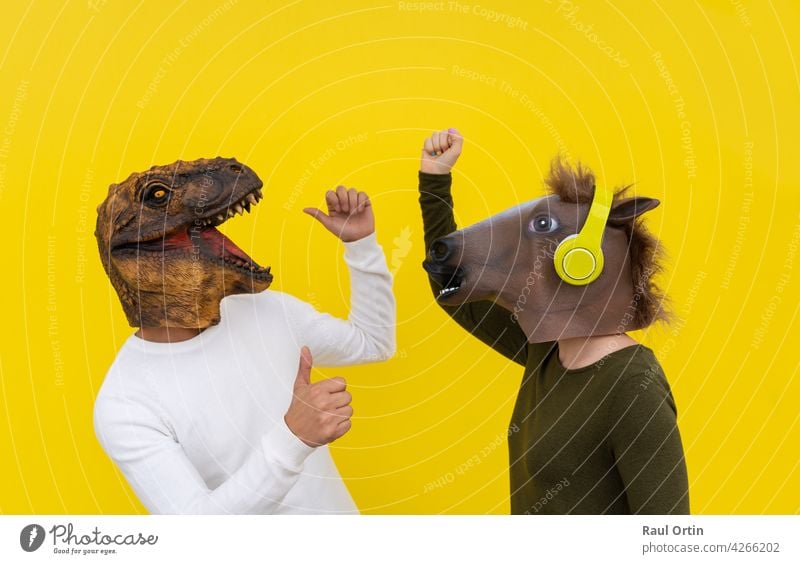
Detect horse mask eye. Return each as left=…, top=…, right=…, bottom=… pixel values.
left=529, top=215, right=559, bottom=233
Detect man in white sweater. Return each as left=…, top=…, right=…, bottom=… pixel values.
left=93, top=157, right=395, bottom=514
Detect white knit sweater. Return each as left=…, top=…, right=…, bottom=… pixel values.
left=94, top=233, right=395, bottom=514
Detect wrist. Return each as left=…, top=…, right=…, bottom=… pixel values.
left=283, top=414, right=319, bottom=449
left=419, top=166, right=453, bottom=175
left=343, top=230, right=377, bottom=246
left=340, top=229, right=375, bottom=243
left=260, top=416, right=316, bottom=472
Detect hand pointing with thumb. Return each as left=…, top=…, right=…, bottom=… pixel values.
left=303, top=186, right=375, bottom=243
left=284, top=346, right=353, bottom=447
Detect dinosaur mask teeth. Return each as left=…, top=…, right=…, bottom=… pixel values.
left=197, top=187, right=263, bottom=227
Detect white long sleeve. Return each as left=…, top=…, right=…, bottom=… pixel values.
left=94, top=384, right=314, bottom=514
left=93, top=233, right=395, bottom=514
left=284, top=231, right=396, bottom=366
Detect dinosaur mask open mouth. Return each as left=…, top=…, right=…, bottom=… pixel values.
left=196, top=224, right=272, bottom=280
left=113, top=186, right=273, bottom=283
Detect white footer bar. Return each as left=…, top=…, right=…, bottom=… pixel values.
left=1, top=515, right=797, bottom=563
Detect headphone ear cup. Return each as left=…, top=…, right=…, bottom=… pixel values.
left=554, top=235, right=604, bottom=285
left=553, top=234, right=578, bottom=283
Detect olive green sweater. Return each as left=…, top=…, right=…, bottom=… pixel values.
left=418, top=171, right=689, bottom=515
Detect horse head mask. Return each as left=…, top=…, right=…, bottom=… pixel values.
left=423, top=159, right=667, bottom=343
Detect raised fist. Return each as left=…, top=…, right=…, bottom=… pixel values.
left=420, top=127, right=463, bottom=175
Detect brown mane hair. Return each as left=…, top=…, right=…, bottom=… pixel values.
left=544, top=158, right=670, bottom=328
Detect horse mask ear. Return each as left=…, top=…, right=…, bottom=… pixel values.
left=607, top=196, right=660, bottom=226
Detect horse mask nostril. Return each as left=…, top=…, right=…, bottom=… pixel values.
left=229, top=164, right=243, bottom=173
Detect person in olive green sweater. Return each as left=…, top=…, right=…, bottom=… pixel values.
left=417, top=128, right=689, bottom=514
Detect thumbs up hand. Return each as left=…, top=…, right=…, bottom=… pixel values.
left=284, top=346, right=353, bottom=447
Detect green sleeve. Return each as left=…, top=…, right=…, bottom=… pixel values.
left=418, top=171, right=529, bottom=366
left=607, top=368, right=690, bottom=514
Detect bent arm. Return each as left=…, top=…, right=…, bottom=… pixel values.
left=608, top=373, right=690, bottom=514
left=419, top=171, right=529, bottom=365
left=94, top=394, right=314, bottom=514
left=289, top=232, right=396, bottom=367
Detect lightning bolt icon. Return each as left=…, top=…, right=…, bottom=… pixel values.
left=28, top=526, right=38, bottom=548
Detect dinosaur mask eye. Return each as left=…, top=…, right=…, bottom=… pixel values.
left=143, top=183, right=171, bottom=207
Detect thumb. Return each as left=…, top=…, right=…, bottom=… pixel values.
left=447, top=127, right=463, bottom=154
left=295, top=346, right=312, bottom=389
left=303, top=207, right=335, bottom=230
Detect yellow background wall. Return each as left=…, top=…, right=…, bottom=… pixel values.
left=1, top=0, right=798, bottom=514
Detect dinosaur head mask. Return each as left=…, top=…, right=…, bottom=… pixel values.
left=95, top=157, right=273, bottom=329
left=423, top=159, right=667, bottom=343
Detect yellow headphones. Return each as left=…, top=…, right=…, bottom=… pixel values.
left=553, top=185, right=613, bottom=285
